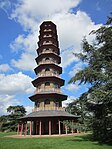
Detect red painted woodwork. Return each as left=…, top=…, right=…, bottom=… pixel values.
left=30, top=121, right=32, bottom=135
left=39, top=120, right=42, bottom=135
left=49, top=120, right=51, bottom=135
left=58, top=119, right=61, bottom=135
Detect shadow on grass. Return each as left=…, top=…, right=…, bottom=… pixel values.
left=67, top=134, right=112, bottom=146
left=69, top=134, right=93, bottom=142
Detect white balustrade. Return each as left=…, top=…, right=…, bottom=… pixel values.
left=33, top=106, right=65, bottom=112
left=34, top=88, right=61, bottom=94
left=38, top=73, right=60, bottom=78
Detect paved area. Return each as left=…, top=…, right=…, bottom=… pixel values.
left=5, top=133, right=87, bottom=138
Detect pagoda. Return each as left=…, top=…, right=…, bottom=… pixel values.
left=18, top=21, right=79, bottom=135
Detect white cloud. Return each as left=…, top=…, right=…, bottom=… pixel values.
left=10, top=31, right=37, bottom=71
left=0, top=94, right=34, bottom=116
left=10, top=10, right=101, bottom=70
left=0, top=72, right=35, bottom=115
left=0, top=64, right=12, bottom=72
left=25, top=105, right=33, bottom=114
left=0, top=72, right=35, bottom=95
left=52, top=11, right=92, bottom=50
left=0, top=0, right=11, bottom=14
left=11, top=53, right=36, bottom=71
left=0, top=94, right=21, bottom=115
left=10, top=32, right=38, bottom=53
left=69, top=62, right=85, bottom=77
left=66, top=84, right=79, bottom=91
left=8, top=0, right=101, bottom=71
left=51, top=11, right=101, bottom=68
left=60, top=47, right=79, bottom=68
left=11, top=0, right=81, bottom=29
left=63, top=96, right=76, bottom=107
left=9, top=0, right=81, bottom=70
left=10, top=34, right=25, bottom=52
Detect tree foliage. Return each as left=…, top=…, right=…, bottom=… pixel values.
left=66, top=93, right=93, bottom=132
left=0, top=105, right=26, bottom=132
left=68, top=16, right=112, bottom=144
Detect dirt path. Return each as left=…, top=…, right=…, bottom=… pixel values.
left=5, top=133, right=88, bottom=139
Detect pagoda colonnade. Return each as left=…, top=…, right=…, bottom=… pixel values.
left=17, top=119, right=78, bottom=136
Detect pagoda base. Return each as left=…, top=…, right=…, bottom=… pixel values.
left=17, top=110, right=79, bottom=136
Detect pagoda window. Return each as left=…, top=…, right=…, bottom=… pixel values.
left=55, top=102, right=59, bottom=107
left=45, top=57, right=50, bottom=61
left=45, top=48, right=49, bottom=51
left=54, top=71, right=58, bottom=75
left=45, top=82, right=50, bottom=86
left=59, top=101, right=62, bottom=107
left=39, top=50, right=42, bottom=55
left=35, top=101, right=40, bottom=107
left=35, top=102, right=37, bottom=107
left=45, top=99, right=50, bottom=104
left=52, top=49, right=55, bottom=53
left=54, top=83, right=58, bottom=89
left=37, top=102, right=40, bottom=107
left=45, top=68, right=50, bottom=72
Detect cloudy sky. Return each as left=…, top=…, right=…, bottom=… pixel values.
left=0, top=0, right=111, bottom=115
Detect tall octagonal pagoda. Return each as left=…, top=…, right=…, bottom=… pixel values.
left=18, top=21, right=79, bottom=136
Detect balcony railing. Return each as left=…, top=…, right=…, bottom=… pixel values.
left=38, top=60, right=57, bottom=65
left=43, top=34, right=52, bottom=38
left=34, top=88, right=62, bottom=94
left=43, top=29, right=52, bottom=32
left=39, top=51, right=58, bottom=55
left=38, top=73, right=60, bottom=78
left=33, top=107, right=65, bottom=112
left=42, top=42, right=57, bottom=47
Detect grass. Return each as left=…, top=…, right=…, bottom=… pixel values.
left=0, top=132, right=111, bottom=149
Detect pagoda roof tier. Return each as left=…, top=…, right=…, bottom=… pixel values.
left=32, top=76, right=65, bottom=87
left=38, top=37, right=58, bottom=47
left=40, top=21, right=56, bottom=28
left=40, top=21, right=56, bottom=32
left=36, top=44, right=60, bottom=55
left=34, top=63, right=62, bottom=75
left=18, top=110, right=79, bottom=121
left=38, top=37, right=59, bottom=48
left=35, top=53, right=61, bottom=64
left=39, top=32, right=58, bottom=40
left=29, top=92, right=67, bottom=102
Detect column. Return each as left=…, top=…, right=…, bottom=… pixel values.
left=65, top=125, right=67, bottom=135
left=58, top=119, right=61, bottom=135
left=17, top=123, right=20, bottom=135
left=39, top=120, right=42, bottom=135
left=25, top=122, right=27, bottom=135
left=49, top=120, right=51, bottom=135
left=36, top=121, right=38, bottom=135
left=77, top=129, right=79, bottom=133
left=20, top=123, right=23, bottom=135
left=71, top=120, right=74, bottom=134
left=30, top=121, right=32, bottom=135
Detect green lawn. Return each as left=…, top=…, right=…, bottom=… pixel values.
left=0, top=132, right=111, bottom=149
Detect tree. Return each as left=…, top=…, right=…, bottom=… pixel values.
left=0, top=105, right=26, bottom=132
left=0, top=115, right=9, bottom=132
left=66, top=94, right=93, bottom=132
left=69, top=16, right=112, bottom=143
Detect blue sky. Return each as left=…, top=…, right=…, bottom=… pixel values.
left=0, top=0, right=112, bottom=115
